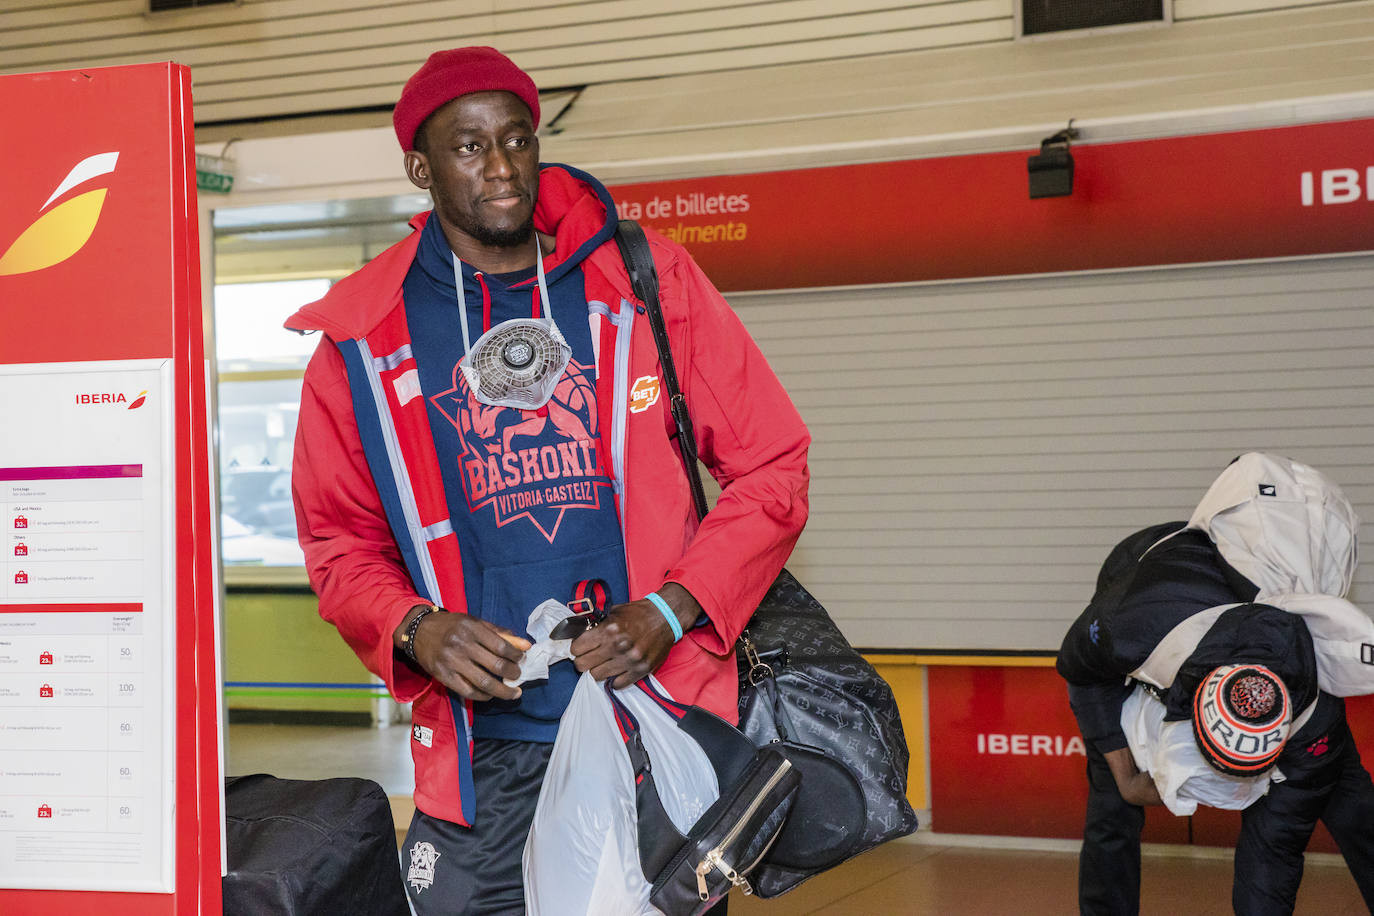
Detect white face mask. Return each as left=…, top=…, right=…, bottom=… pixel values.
left=459, top=316, right=571, bottom=409
left=453, top=235, right=569, bottom=409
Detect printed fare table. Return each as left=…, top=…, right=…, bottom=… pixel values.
left=1, top=464, right=147, bottom=832
left=0, top=362, right=174, bottom=893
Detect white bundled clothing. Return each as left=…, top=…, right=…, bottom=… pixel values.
left=1122, top=684, right=1278, bottom=816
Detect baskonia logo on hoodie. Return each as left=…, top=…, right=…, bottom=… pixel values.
left=429, top=359, right=613, bottom=543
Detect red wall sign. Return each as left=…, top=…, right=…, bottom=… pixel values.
left=926, top=665, right=1185, bottom=841
left=929, top=665, right=1374, bottom=854
left=608, top=118, right=1374, bottom=292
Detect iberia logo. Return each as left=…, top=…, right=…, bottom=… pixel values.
left=74, top=389, right=147, bottom=409
left=629, top=375, right=661, bottom=414
left=0, top=152, right=119, bottom=277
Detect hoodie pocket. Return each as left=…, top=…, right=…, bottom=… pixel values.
left=475, top=542, right=629, bottom=724
left=478, top=542, right=627, bottom=638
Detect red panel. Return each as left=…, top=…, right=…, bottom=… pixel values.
left=609, top=118, right=1374, bottom=292
left=927, top=665, right=1077, bottom=837
left=170, top=62, right=224, bottom=912
left=927, top=665, right=1086, bottom=838
left=0, top=65, right=178, bottom=364
left=1347, top=694, right=1374, bottom=752
left=0, top=603, right=143, bottom=613
left=930, top=667, right=1374, bottom=854
left=0, top=63, right=220, bottom=916
left=927, top=665, right=1187, bottom=842
left=4, top=889, right=182, bottom=916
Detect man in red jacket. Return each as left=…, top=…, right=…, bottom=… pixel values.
left=288, top=47, right=809, bottom=914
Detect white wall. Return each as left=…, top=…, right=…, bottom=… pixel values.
left=731, top=256, right=1374, bottom=649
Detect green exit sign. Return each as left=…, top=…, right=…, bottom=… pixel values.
left=195, top=153, right=234, bottom=193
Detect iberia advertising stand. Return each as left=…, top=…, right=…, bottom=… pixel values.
left=0, top=64, right=221, bottom=913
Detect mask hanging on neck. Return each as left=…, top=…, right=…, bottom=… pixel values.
left=453, top=236, right=571, bottom=409
left=460, top=317, right=571, bottom=409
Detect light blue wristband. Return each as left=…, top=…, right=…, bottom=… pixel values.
left=645, top=591, right=683, bottom=642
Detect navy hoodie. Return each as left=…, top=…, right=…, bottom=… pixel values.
left=401, top=164, right=627, bottom=741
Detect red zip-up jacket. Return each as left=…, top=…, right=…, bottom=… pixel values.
left=287, top=165, right=810, bottom=825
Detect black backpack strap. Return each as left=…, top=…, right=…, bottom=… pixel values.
left=613, top=219, right=709, bottom=521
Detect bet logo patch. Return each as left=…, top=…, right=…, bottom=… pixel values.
left=629, top=375, right=661, bottom=413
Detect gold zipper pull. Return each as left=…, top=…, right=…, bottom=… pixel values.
left=695, top=859, right=712, bottom=901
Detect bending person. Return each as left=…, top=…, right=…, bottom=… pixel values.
left=1057, top=453, right=1374, bottom=915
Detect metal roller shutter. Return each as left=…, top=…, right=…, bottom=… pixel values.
left=725, top=253, right=1374, bottom=649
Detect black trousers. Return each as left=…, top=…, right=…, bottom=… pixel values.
left=1078, top=740, right=1145, bottom=916
left=403, top=739, right=553, bottom=916
left=1232, top=714, right=1374, bottom=915
left=402, top=737, right=730, bottom=916
left=1078, top=700, right=1374, bottom=916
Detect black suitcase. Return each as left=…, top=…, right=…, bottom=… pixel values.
left=223, top=774, right=410, bottom=915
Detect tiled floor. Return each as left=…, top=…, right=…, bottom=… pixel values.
left=227, top=722, right=1369, bottom=914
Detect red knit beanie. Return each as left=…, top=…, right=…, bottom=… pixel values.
left=393, top=47, right=541, bottom=151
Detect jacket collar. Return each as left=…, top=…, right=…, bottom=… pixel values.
left=285, top=164, right=631, bottom=341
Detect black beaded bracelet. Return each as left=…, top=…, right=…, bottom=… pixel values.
left=401, top=604, right=445, bottom=664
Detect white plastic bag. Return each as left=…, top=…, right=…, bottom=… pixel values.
left=523, top=673, right=719, bottom=916
left=504, top=599, right=578, bottom=687
left=1122, top=682, right=1275, bottom=816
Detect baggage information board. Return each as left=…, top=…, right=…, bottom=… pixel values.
left=0, top=359, right=174, bottom=892
left=0, top=62, right=220, bottom=914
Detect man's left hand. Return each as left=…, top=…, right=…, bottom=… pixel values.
left=571, top=583, right=702, bottom=689
left=1103, top=747, right=1164, bottom=807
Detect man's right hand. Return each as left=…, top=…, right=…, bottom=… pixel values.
left=395, top=606, right=530, bottom=702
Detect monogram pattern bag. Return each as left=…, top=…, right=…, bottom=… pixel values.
left=614, top=220, right=918, bottom=898
left=736, top=570, right=919, bottom=896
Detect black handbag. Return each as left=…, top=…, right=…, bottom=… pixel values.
left=735, top=572, right=919, bottom=896
left=613, top=220, right=919, bottom=897
left=609, top=680, right=801, bottom=915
